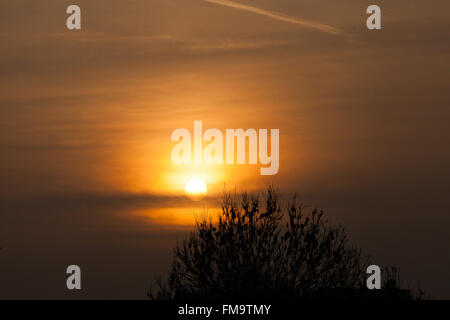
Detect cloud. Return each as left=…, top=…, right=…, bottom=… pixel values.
left=204, top=0, right=345, bottom=35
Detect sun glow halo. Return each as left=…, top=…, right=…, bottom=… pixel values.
left=184, top=178, right=207, bottom=201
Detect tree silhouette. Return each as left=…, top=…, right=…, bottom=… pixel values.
left=150, top=187, right=415, bottom=300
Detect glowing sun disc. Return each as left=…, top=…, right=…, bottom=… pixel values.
left=185, top=178, right=207, bottom=201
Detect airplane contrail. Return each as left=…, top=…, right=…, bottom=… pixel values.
left=204, top=0, right=344, bottom=35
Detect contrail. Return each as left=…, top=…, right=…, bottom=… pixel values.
left=204, top=0, right=344, bottom=35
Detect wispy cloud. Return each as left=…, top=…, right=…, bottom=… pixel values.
left=204, top=0, right=345, bottom=35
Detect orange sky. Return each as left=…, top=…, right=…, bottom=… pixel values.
left=0, top=0, right=449, bottom=298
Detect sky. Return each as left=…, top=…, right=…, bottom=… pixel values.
left=0, top=0, right=449, bottom=299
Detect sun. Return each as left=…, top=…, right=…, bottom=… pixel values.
left=185, top=178, right=207, bottom=201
